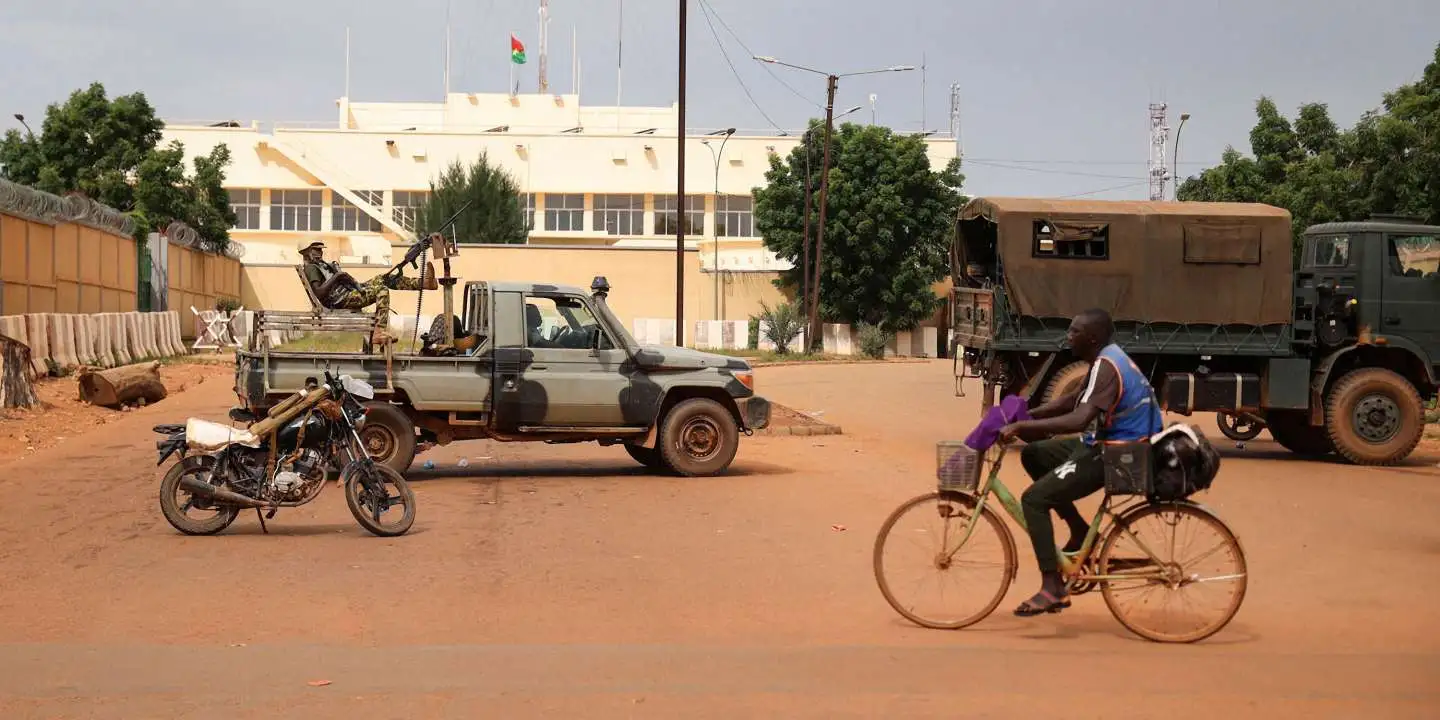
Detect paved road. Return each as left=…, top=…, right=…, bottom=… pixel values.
left=0, top=361, right=1436, bottom=718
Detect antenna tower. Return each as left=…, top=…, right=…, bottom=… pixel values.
left=1148, top=102, right=1170, bottom=201
left=538, top=0, right=550, bottom=93
left=948, top=82, right=962, bottom=157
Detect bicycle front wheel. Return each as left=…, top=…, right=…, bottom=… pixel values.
left=1097, top=502, right=1248, bottom=643
left=873, top=491, right=1016, bottom=630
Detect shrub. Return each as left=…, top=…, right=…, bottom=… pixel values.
left=856, top=322, right=892, bottom=360
left=215, top=297, right=242, bottom=313
left=758, top=300, right=805, bottom=354
left=747, top=316, right=760, bottom=350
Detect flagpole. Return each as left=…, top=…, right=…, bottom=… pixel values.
left=509, top=31, right=516, bottom=96
left=616, top=0, right=624, bottom=129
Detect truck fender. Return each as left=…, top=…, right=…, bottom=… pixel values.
left=632, top=387, right=742, bottom=450
left=1309, top=340, right=1436, bottom=425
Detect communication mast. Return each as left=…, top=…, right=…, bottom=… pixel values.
left=1148, top=102, right=1170, bottom=201
left=948, top=82, right=962, bottom=157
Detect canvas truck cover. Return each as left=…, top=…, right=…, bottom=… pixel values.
left=956, top=197, right=1294, bottom=326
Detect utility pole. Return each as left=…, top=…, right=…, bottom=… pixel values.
left=675, top=0, right=687, bottom=346
left=810, top=74, right=837, bottom=351
left=753, top=56, right=914, bottom=352
left=800, top=137, right=813, bottom=331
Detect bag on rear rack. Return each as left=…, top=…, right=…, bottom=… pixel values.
left=1148, top=424, right=1221, bottom=501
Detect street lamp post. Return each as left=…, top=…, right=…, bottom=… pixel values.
left=755, top=56, right=914, bottom=351
left=702, top=127, right=736, bottom=321
left=13, top=113, right=34, bottom=139
left=1172, top=113, right=1190, bottom=201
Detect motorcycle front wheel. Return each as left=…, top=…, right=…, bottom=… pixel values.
left=342, top=461, right=416, bottom=537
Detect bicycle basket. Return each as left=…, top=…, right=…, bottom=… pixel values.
left=1102, top=440, right=1154, bottom=496
left=936, top=441, right=982, bottom=492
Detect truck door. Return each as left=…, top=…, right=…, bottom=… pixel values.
left=514, top=293, right=632, bottom=427
left=1380, top=232, right=1440, bottom=370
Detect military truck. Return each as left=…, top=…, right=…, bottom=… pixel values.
left=233, top=276, right=771, bottom=477
left=949, top=197, right=1440, bottom=466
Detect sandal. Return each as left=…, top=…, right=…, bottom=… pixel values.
left=1013, top=588, right=1071, bottom=617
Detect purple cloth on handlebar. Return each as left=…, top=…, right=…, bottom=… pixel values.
left=964, top=394, right=1032, bottom=452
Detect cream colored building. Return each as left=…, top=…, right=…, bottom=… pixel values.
left=160, top=92, right=958, bottom=327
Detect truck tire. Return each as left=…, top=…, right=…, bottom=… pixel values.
left=1043, top=362, right=1091, bottom=405
left=359, top=402, right=418, bottom=475
left=657, top=398, right=740, bottom=477
left=624, top=443, right=666, bottom=470
left=1265, top=410, right=1334, bottom=457
left=1324, top=368, right=1424, bottom=466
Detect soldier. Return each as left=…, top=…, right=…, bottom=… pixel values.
left=297, top=239, right=436, bottom=346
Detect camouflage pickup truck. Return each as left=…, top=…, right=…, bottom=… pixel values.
left=234, top=276, right=771, bottom=477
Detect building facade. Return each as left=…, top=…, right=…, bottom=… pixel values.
left=161, top=92, right=959, bottom=274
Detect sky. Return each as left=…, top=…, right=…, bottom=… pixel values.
left=2, top=0, right=1438, bottom=199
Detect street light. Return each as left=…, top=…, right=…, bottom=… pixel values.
left=1172, top=113, right=1190, bottom=201
left=701, top=127, right=736, bottom=320
left=755, top=56, right=914, bottom=350
left=13, top=113, right=34, bottom=139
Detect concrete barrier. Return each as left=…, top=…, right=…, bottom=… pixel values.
left=0, top=316, right=27, bottom=347
left=93, top=314, right=115, bottom=367
left=168, top=311, right=188, bottom=355
left=124, top=313, right=148, bottom=361
left=47, top=314, right=77, bottom=369
left=106, top=313, right=133, bottom=365
left=26, top=315, right=50, bottom=374
left=822, top=324, right=853, bottom=355
left=145, top=312, right=163, bottom=358
left=70, top=314, right=95, bottom=367
left=691, top=320, right=749, bottom=350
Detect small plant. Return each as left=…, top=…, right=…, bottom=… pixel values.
left=215, top=297, right=242, bottom=314
left=758, top=300, right=805, bottom=355
left=747, top=316, right=761, bottom=350
left=856, top=322, right=892, bottom=360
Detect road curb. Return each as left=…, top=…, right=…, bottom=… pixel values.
left=755, top=423, right=843, bottom=437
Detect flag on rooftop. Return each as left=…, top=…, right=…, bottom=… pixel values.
left=511, top=34, right=527, bottom=65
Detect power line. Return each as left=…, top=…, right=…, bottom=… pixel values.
left=964, top=158, right=1144, bottom=181
left=697, top=0, right=822, bottom=111
left=1055, top=180, right=1151, bottom=198
left=695, top=0, right=785, bottom=132
left=964, top=157, right=1215, bottom=167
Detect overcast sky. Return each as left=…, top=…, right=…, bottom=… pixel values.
left=3, top=0, right=1437, bottom=198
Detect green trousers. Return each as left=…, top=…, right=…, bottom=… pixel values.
left=1019, top=437, right=1106, bottom=573
left=332, top=274, right=425, bottom=321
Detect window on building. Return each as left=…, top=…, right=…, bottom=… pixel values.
left=522, top=193, right=536, bottom=231
left=332, top=190, right=383, bottom=233
left=544, top=193, right=585, bottom=232
left=654, top=194, right=704, bottom=236
left=269, top=189, right=323, bottom=232
left=715, top=195, right=755, bottom=238
left=392, top=190, right=430, bottom=232
left=228, top=189, right=261, bottom=230
left=593, top=194, right=643, bottom=236
left=1032, top=220, right=1108, bottom=259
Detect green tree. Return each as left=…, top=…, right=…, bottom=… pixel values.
left=0, top=82, right=233, bottom=247
left=753, top=120, right=966, bottom=330
left=416, top=153, right=528, bottom=243
left=1180, top=42, right=1440, bottom=251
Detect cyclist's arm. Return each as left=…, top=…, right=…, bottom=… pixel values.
left=1006, top=362, right=1118, bottom=439
left=1030, top=389, right=1080, bottom=419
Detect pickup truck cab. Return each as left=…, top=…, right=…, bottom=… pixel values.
left=235, top=276, right=771, bottom=476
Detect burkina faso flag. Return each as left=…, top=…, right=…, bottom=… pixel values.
left=511, top=34, right=526, bottom=64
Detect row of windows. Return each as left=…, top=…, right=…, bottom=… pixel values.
left=227, top=189, right=756, bottom=237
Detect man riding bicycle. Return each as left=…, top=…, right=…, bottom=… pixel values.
left=998, top=308, right=1163, bottom=617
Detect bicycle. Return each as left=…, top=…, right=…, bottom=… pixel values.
left=872, top=440, right=1248, bottom=643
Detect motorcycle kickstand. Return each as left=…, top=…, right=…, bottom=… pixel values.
left=255, top=507, right=269, bottom=534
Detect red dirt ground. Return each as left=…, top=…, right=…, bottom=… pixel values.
left=0, top=360, right=1435, bottom=718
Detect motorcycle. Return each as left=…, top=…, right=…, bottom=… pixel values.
left=153, top=371, right=416, bottom=537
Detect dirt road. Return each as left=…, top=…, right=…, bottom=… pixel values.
left=0, top=360, right=1436, bottom=718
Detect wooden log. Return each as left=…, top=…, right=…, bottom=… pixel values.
left=77, top=360, right=167, bottom=409
left=0, top=334, right=40, bottom=409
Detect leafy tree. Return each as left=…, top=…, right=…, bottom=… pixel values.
left=1180, top=42, right=1440, bottom=255
left=416, top=153, right=528, bottom=243
left=0, top=82, right=233, bottom=246
left=753, top=120, right=967, bottom=331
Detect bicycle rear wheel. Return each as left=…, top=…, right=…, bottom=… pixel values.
left=873, top=491, right=1016, bottom=630
left=1097, top=502, right=1247, bottom=643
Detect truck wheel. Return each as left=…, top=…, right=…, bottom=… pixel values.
left=624, top=443, right=666, bottom=470
left=359, top=402, right=417, bottom=475
left=1043, top=362, right=1091, bottom=405
left=1324, top=368, right=1424, bottom=466
left=1265, top=410, right=1334, bottom=457
left=657, top=398, right=740, bottom=477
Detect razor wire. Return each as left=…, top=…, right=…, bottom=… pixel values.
left=0, top=177, right=135, bottom=236
left=163, top=219, right=245, bottom=259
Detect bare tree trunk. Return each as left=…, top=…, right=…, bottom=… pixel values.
left=0, top=334, right=40, bottom=409
left=77, top=361, right=167, bottom=409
